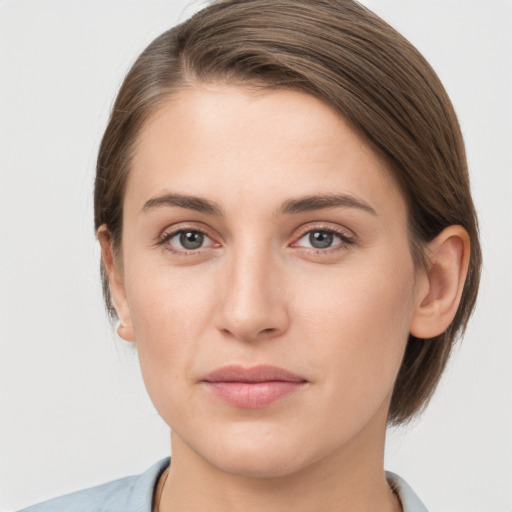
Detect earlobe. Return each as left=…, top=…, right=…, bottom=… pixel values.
left=116, top=321, right=134, bottom=342
left=97, top=225, right=135, bottom=342
left=410, top=225, right=470, bottom=339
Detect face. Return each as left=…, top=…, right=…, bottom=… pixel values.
left=109, top=85, right=424, bottom=478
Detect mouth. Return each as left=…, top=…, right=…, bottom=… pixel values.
left=202, top=364, right=308, bottom=409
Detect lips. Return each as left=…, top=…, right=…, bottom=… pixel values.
left=202, top=364, right=307, bottom=409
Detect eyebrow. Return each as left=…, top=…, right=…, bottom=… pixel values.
left=141, top=192, right=377, bottom=217
left=279, top=194, right=377, bottom=216
left=142, top=193, right=223, bottom=216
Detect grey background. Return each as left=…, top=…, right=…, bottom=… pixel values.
left=1, top=0, right=510, bottom=510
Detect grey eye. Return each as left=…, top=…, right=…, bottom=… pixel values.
left=295, top=230, right=344, bottom=250
left=180, top=231, right=204, bottom=249
left=309, top=231, right=334, bottom=248
left=169, top=230, right=208, bottom=250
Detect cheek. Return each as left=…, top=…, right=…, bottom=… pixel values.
left=295, top=253, right=416, bottom=399
left=123, top=261, right=218, bottom=395
left=126, top=256, right=215, bottom=336
left=125, top=275, right=216, bottom=431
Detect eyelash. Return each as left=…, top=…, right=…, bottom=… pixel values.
left=157, top=224, right=355, bottom=255
left=292, top=225, right=356, bottom=254
left=157, top=224, right=218, bottom=255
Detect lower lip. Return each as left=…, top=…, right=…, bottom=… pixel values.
left=204, top=381, right=306, bottom=408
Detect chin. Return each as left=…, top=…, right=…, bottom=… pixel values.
left=194, top=426, right=334, bottom=480
left=208, top=447, right=310, bottom=479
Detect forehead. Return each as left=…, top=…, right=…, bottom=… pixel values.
left=127, top=84, right=405, bottom=220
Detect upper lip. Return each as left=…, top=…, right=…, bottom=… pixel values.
left=203, top=364, right=307, bottom=383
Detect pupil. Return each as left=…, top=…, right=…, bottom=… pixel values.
left=180, top=231, right=204, bottom=250
left=309, top=231, right=333, bottom=249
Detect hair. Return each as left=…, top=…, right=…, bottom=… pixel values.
left=94, top=0, right=481, bottom=425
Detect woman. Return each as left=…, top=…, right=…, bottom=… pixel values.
left=18, top=0, right=481, bottom=511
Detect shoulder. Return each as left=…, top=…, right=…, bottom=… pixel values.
left=385, top=471, right=428, bottom=512
left=18, top=458, right=170, bottom=512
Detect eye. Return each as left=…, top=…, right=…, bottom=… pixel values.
left=294, top=228, right=354, bottom=250
left=165, top=230, right=213, bottom=251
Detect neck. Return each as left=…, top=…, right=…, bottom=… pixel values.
left=159, top=416, right=401, bottom=512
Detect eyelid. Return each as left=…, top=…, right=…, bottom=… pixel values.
left=156, top=223, right=221, bottom=253
left=290, top=223, right=356, bottom=246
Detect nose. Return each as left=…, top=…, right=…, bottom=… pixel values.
left=215, top=246, right=290, bottom=342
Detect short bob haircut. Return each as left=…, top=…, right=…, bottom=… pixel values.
left=94, top=0, right=481, bottom=425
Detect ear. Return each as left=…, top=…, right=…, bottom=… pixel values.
left=97, top=225, right=135, bottom=342
left=410, top=225, right=471, bottom=339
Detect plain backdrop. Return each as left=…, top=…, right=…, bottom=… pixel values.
left=0, top=1, right=510, bottom=510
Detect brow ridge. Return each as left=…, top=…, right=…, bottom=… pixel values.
left=141, top=192, right=376, bottom=217
left=279, top=194, right=377, bottom=216
left=142, top=193, right=223, bottom=216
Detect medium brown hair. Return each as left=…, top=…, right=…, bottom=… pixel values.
left=94, top=0, right=481, bottom=424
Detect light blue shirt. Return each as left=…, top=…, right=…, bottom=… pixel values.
left=18, top=458, right=428, bottom=512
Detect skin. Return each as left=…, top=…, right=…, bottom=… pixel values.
left=99, top=85, right=470, bottom=512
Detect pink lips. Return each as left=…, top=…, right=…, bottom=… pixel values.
left=202, top=364, right=307, bottom=409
